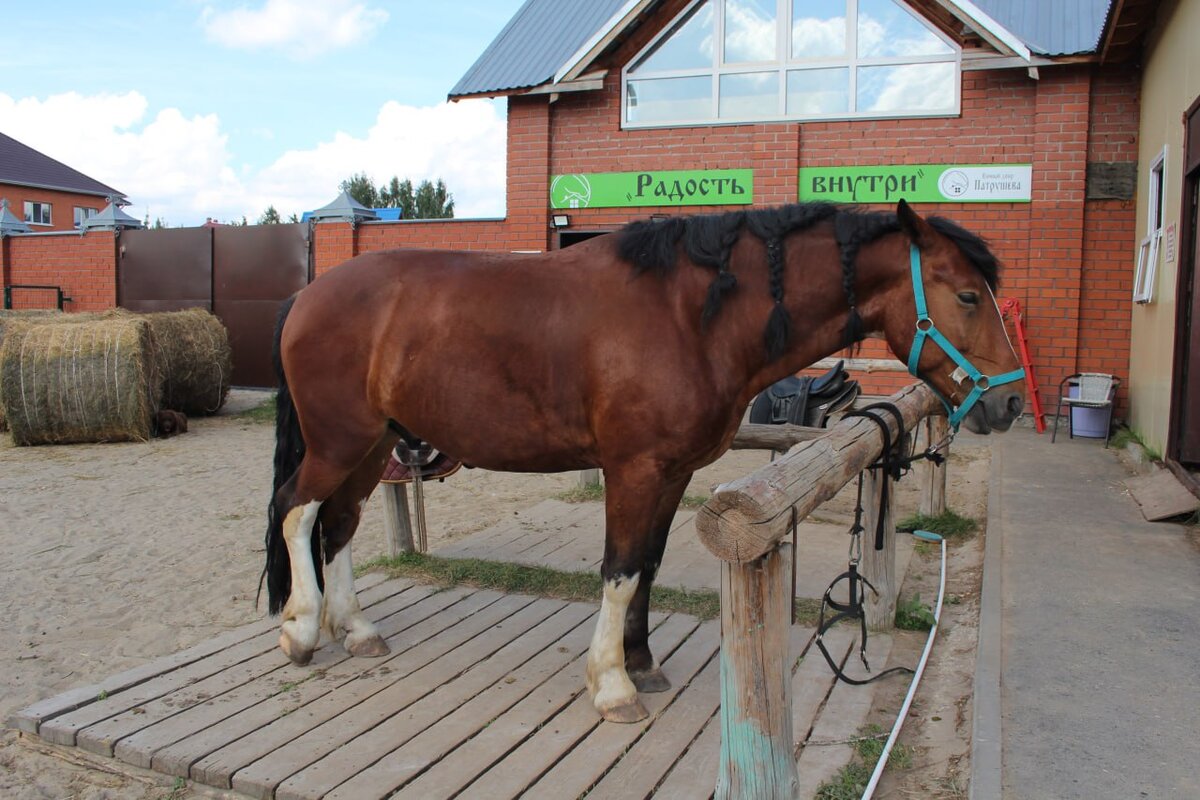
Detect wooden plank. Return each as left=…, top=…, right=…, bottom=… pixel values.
left=230, top=596, right=564, bottom=799
left=697, top=384, right=938, bottom=562
left=456, top=613, right=702, bottom=800
left=318, top=604, right=601, bottom=799
left=652, top=710, right=721, bottom=800
left=714, top=545, right=797, bottom=800
left=110, top=583, right=442, bottom=769
left=792, top=626, right=855, bottom=744
left=1125, top=471, right=1200, bottom=521
left=794, top=633, right=895, bottom=800
left=388, top=610, right=672, bottom=800
left=731, top=423, right=826, bottom=451
left=513, top=504, right=601, bottom=563
left=5, top=570, right=392, bottom=736
left=519, top=619, right=721, bottom=800
left=34, top=577, right=414, bottom=747
left=586, top=654, right=722, bottom=799
left=190, top=589, right=520, bottom=789
left=435, top=500, right=581, bottom=559
left=149, top=585, right=475, bottom=778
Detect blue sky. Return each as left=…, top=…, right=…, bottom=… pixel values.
left=1, top=0, right=528, bottom=224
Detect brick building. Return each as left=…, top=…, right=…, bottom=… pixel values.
left=0, top=132, right=124, bottom=232
left=0, top=1, right=1156, bottom=428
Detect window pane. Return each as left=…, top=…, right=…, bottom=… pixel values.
left=724, top=0, right=776, bottom=63
left=632, top=0, right=714, bottom=73
left=787, top=68, right=849, bottom=115
left=856, top=62, right=955, bottom=113
left=792, top=0, right=846, bottom=58
left=719, top=71, right=778, bottom=117
left=857, top=0, right=953, bottom=57
left=627, top=76, right=712, bottom=123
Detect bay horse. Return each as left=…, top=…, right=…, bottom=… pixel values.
left=263, top=200, right=1023, bottom=723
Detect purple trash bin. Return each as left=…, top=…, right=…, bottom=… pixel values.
left=1068, top=385, right=1110, bottom=438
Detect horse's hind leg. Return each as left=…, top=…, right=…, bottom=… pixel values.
left=623, top=472, right=692, bottom=694
left=588, top=461, right=673, bottom=723
left=319, top=437, right=397, bottom=658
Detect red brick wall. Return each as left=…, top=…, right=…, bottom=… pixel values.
left=0, top=183, right=109, bottom=233
left=3, top=231, right=116, bottom=310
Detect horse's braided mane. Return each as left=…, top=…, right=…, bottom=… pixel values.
left=616, top=202, right=1001, bottom=360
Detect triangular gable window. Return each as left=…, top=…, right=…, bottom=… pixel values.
left=624, top=0, right=960, bottom=127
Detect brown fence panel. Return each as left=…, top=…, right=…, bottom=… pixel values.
left=118, top=228, right=213, bottom=312
left=213, top=224, right=310, bottom=387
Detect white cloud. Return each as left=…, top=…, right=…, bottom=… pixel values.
left=0, top=91, right=507, bottom=226
left=201, top=0, right=388, bottom=57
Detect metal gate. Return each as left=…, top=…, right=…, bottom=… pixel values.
left=118, top=224, right=310, bottom=387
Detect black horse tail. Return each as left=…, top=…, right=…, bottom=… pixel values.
left=260, top=294, right=324, bottom=615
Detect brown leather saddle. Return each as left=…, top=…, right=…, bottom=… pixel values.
left=380, top=439, right=463, bottom=485
left=748, top=360, right=860, bottom=428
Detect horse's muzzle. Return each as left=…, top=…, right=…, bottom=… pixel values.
left=962, top=388, right=1024, bottom=434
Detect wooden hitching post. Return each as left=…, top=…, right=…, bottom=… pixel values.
left=715, top=542, right=798, bottom=800
left=861, top=462, right=898, bottom=632
left=579, top=468, right=601, bottom=489
left=920, top=415, right=949, bottom=516
left=381, top=482, right=415, bottom=556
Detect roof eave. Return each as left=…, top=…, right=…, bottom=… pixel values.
left=553, top=0, right=656, bottom=84
left=0, top=178, right=125, bottom=200
left=930, top=0, right=1033, bottom=61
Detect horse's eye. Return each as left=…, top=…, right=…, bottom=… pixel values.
left=957, top=292, right=979, bottom=306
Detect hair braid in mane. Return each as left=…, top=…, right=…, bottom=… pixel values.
left=683, top=211, right=745, bottom=324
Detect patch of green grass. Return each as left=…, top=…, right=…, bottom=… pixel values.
left=895, top=593, right=936, bottom=631
left=815, top=762, right=873, bottom=800
left=853, top=723, right=914, bottom=769
left=897, top=509, right=978, bottom=538
left=358, top=553, right=820, bottom=625
left=236, top=394, right=277, bottom=424
left=555, top=483, right=605, bottom=503
left=1110, top=426, right=1163, bottom=461
left=679, top=493, right=710, bottom=508
left=163, top=777, right=187, bottom=800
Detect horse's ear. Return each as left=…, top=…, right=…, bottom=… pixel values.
left=897, top=199, right=934, bottom=249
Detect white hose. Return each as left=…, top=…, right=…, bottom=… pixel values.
left=861, top=530, right=946, bottom=800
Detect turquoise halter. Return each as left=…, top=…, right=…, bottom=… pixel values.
left=906, top=244, right=1025, bottom=429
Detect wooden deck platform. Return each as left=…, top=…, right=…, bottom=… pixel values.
left=9, top=572, right=895, bottom=799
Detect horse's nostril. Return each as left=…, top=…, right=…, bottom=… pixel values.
left=1006, top=393, right=1024, bottom=418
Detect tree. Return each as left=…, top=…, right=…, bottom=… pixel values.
left=339, top=172, right=382, bottom=208
left=258, top=205, right=282, bottom=225
left=336, top=174, right=454, bottom=219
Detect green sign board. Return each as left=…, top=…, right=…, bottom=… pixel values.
left=550, top=169, right=753, bottom=209
left=798, top=164, right=1032, bottom=204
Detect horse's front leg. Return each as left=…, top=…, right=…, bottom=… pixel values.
left=623, top=472, right=692, bottom=694
left=588, top=462, right=670, bottom=723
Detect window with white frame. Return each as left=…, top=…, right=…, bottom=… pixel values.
left=1133, top=146, right=1167, bottom=304
left=24, top=201, right=51, bottom=226
left=623, top=0, right=960, bottom=128
left=74, top=206, right=98, bottom=227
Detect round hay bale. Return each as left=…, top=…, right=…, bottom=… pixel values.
left=142, top=308, right=232, bottom=416
left=0, top=309, right=64, bottom=432
left=0, top=316, right=163, bottom=445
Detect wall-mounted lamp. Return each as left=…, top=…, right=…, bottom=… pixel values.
left=551, top=214, right=570, bottom=228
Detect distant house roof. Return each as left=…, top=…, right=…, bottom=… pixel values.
left=972, top=0, right=1113, bottom=56
left=0, top=132, right=125, bottom=200
left=450, top=0, right=1117, bottom=100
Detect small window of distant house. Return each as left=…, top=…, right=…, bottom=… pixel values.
left=1133, top=146, right=1167, bottom=304
left=74, top=206, right=97, bottom=227
left=24, top=201, right=51, bottom=226
left=622, top=0, right=960, bottom=128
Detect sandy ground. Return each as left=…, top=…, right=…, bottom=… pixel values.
left=0, top=389, right=991, bottom=798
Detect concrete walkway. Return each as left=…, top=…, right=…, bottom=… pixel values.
left=976, top=426, right=1200, bottom=799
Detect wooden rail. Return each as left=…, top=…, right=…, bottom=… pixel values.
left=699, top=383, right=946, bottom=799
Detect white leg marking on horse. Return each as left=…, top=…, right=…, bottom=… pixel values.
left=322, top=543, right=388, bottom=657
left=587, top=573, right=643, bottom=719
left=279, top=501, right=322, bottom=661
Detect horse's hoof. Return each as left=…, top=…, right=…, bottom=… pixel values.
left=278, top=632, right=314, bottom=666
left=629, top=667, right=671, bottom=693
left=346, top=633, right=390, bottom=658
left=598, top=698, right=648, bottom=724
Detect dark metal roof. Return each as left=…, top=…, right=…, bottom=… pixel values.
left=972, top=0, right=1114, bottom=56
left=450, top=0, right=1119, bottom=99
left=0, top=132, right=124, bottom=200
left=449, top=0, right=630, bottom=99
